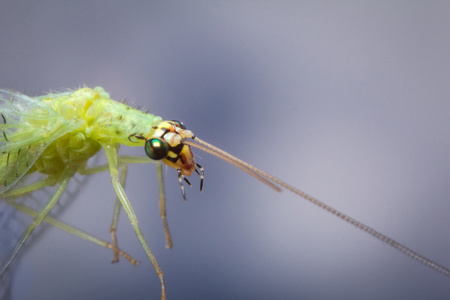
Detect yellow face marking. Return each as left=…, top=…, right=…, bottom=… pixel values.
left=147, top=121, right=196, bottom=175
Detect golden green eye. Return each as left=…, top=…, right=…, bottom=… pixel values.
left=145, top=138, right=169, bottom=160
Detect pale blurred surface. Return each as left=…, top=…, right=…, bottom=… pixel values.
left=1, top=2, right=450, bottom=299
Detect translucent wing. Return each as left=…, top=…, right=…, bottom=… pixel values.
left=0, top=90, right=74, bottom=194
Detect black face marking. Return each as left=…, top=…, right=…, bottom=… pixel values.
left=159, top=128, right=171, bottom=139
left=164, top=143, right=185, bottom=164
left=115, top=129, right=121, bottom=135
left=165, top=155, right=178, bottom=164
left=171, top=143, right=183, bottom=155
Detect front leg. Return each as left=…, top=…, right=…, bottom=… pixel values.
left=102, top=144, right=166, bottom=300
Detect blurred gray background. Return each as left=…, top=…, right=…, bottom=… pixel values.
left=1, top=1, right=450, bottom=299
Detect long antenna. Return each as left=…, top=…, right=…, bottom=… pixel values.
left=184, top=136, right=450, bottom=278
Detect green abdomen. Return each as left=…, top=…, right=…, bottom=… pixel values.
left=33, top=132, right=101, bottom=175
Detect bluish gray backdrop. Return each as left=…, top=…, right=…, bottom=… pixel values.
left=0, top=1, right=449, bottom=299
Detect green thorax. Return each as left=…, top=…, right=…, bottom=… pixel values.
left=32, top=87, right=162, bottom=175
left=41, top=87, right=162, bottom=146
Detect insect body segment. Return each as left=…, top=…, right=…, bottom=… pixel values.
left=1, top=87, right=450, bottom=300
left=149, top=121, right=196, bottom=175
left=0, top=87, right=170, bottom=299
left=0, top=87, right=208, bottom=299
left=0, top=90, right=74, bottom=193
left=145, top=120, right=204, bottom=201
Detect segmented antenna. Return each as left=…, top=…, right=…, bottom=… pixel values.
left=184, top=137, right=450, bottom=278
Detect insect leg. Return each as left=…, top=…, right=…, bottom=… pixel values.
left=176, top=169, right=191, bottom=202
left=7, top=201, right=139, bottom=266
left=103, top=145, right=166, bottom=300
left=81, top=157, right=156, bottom=264
left=78, top=155, right=156, bottom=176
left=109, top=163, right=127, bottom=263
left=78, top=162, right=124, bottom=262
left=195, top=163, right=204, bottom=192
left=1, top=175, right=58, bottom=199
left=80, top=156, right=171, bottom=261
left=115, top=157, right=173, bottom=248
left=0, top=169, right=73, bottom=277
left=156, top=161, right=172, bottom=248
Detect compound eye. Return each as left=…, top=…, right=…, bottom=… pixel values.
left=171, top=120, right=186, bottom=129
left=145, top=138, right=169, bottom=160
